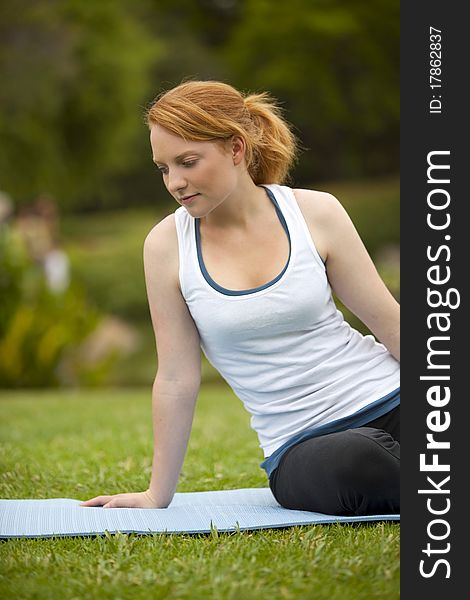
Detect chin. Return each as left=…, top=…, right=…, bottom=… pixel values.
left=182, top=205, right=209, bottom=219
left=182, top=200, right=216, bottom=219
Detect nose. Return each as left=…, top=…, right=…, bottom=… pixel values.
left=167, top=168, right=187, bottom=195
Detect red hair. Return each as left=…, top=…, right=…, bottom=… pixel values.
left=146, top=80, right=299, bottom=185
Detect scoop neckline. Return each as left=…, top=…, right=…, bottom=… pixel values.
left=194, top=186, right=292, bottom=297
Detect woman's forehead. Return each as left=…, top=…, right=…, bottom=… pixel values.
left=150, top=124, right=186, bottom=147
left=151, top=126, right=196, bottom=158
left=150, top=125, right=223, bottom=163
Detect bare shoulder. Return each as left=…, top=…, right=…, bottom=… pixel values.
left=143, top=213, right=179, bottom=265
left=292, top=188, right=345, bottom=224
left=144, top=213, right=177, bottom=252
left=291, top=188, right=347, bottom=260
left=143, top=213, right=181, bottom=292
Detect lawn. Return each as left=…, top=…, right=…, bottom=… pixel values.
left=0, top=384, right=400, bottom=599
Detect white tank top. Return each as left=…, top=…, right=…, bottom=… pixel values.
left=174, top=184, right=400, bottom=458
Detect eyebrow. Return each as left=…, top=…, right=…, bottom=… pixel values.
left=152, top=150, right=200, bottom=165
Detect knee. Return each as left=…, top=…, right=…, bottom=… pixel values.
left=328, top=428, right=400, bottom=514
left=331, top=428, right=400, bottom=489
left=270, top=427, right=400, bottom=515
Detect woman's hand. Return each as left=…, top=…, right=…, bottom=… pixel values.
left=80, top=490, right=160, bottom=509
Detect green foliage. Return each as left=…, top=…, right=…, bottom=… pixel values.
left=0, top=386, right=400, bottom=599
left=0, top=224, right=114, bottom=387
left=1, top=0, right=399, bottom=212
left=63, top=209, right=158, bottom=321
left=0, top=225, right=24, bottom=339
left=0, top=0, right=160, bottom=208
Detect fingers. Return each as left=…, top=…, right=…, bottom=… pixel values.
left=80, top=495, right=128, bottom=508
left=102, top=495, right=137, bottom=508
left=79, top=492, right=153, bottom=509
left=80, top=496, right=114, bottom=507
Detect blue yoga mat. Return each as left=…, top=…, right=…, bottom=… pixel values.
left=0, top=488, right=399, bottom=538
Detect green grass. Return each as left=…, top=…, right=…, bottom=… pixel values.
left=0, top=384, right=399, bottom=599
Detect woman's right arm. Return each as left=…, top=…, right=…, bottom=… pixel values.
left=81, top=214, right=201, bottom=508
left=144, top=215, right=201, bottom=507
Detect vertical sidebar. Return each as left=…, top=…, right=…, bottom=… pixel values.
left=401, top=3, right=467, bottom=598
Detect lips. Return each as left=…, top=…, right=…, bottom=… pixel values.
left=180, top=193, right=199, bottom=205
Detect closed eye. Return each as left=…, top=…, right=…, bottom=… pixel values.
left=154, top=157, right=198, bottom=175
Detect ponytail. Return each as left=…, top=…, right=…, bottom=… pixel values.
left=242, top=92, right=298, bottom=184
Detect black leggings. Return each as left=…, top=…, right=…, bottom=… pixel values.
left=269, top=406, right=400, bottom=516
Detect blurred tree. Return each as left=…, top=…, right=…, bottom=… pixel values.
left=0, top=0, right=160, bottom=209
left=112, top=0, right=241, bottom=209
left=118, top=0, right=399, bottom=205
left=224, top=0, right=399, bottom=182
left=0, top=0, right=399, bottom=211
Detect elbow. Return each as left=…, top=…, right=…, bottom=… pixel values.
left=152, top=372, right=200, bottom=398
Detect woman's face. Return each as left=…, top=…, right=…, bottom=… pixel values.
left=150, top=124, right=241, bottom=218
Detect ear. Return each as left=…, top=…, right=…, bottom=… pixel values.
left=231, top=136, right=246, bottom=166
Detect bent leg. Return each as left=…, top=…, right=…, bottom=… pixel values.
left=269, top=427, right=400, bottom=516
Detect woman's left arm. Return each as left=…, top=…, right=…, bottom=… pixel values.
left=295, top=189, right=400, bottom=362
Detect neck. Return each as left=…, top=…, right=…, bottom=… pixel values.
left=202, top=176, right=269, bottom=230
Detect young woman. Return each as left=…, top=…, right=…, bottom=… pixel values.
left=81, top=80, right=400, bottom=516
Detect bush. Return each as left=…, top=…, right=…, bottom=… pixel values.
left=0, top=223, right=116, bottom=387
